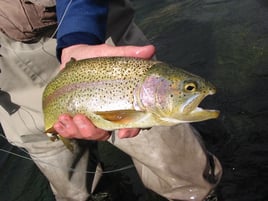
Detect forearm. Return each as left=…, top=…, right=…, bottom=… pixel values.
left=56, top=0, right=109, bottom=60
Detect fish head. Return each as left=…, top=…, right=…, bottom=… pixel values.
left=168, top=74, right=219, bottom=122
left=137, top=62, right=220, bottom=124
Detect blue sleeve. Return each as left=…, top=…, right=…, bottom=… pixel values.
left=56, top=0, right=108, bottom=61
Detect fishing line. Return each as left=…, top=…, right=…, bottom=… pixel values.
left=0, top=134, right=135, bottom=174
left=49, top=0, right=73, bottom=40
left=39, top=0, right=73, bottom=55
left=18, top=106, right=44, bottom=133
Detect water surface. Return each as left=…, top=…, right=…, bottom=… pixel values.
left=133, top=0, right=268, bottom=200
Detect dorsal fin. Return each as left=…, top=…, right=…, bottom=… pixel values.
left=70, top=57, right=76, bottom=62
left=65, top=58, right=77, bottom=69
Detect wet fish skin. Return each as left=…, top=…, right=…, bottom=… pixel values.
left=43, top=57, right=219, bottom=133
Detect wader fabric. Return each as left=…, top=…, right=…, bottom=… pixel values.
left=0, top=0, right=222, bottom=200
left=0, top=0, right=57, bottom=42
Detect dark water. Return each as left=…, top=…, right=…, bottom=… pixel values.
left=133, top=0, right=268, bottom=200
left=1, top=0, right=268, bottom=201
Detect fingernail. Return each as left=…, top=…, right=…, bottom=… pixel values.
left=135, top=48, right=144, bottom=56
left=59, top=115, right=70, bottom=124
left=135, top=45, right=155, bottom=57
left=54, top=123, right=64, bottom=133
left=121, top=131, right=130, bottom=139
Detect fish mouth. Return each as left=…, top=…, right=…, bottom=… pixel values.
left=189, top=106, right=220, bottom=122
left=179, top=91, right=220, bottom=122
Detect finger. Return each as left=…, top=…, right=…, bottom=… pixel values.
left=73, top=114, right=110, bottom=140
left=53, top=122, right=65, bottom=134
left=60, top=44, right=156, bottom=68
left=102, top=44, right=156, bottom=59
left=54, top=114, right=79, bottom=138
left=118, top=128, right=140, bottom=139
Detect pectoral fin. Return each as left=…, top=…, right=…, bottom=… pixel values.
left=95, top=110, right=145, bottom=124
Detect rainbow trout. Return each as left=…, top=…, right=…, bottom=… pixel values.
left=43, top=57, right=219, bottom=150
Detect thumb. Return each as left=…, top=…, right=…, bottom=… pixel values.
left=60, top=44, right=156, bottom=69
left=103, top=44, right=156, bottom=59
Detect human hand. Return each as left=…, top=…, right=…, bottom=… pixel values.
left=60, top=44, right=155, bottom=69
left=54, top=44, right=155, bottom=140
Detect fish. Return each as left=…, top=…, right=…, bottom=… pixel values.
left=42, top=57, right=219, bottom=150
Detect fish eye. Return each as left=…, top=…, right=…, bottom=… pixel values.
left=184, top=82, right=197, bottom=92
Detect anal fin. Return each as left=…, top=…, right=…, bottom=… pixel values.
left=45, top=127, right=74, bottom=152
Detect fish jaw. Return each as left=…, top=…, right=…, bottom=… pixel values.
left=175, top=87, right=220, bottom=122
left=159, top=108, right=219, bottom=124
left=184, top=107, right=220, bottom=122
left=169, top=88, right=219, bottom=123
left=160, top=107, right=220, bottom=125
